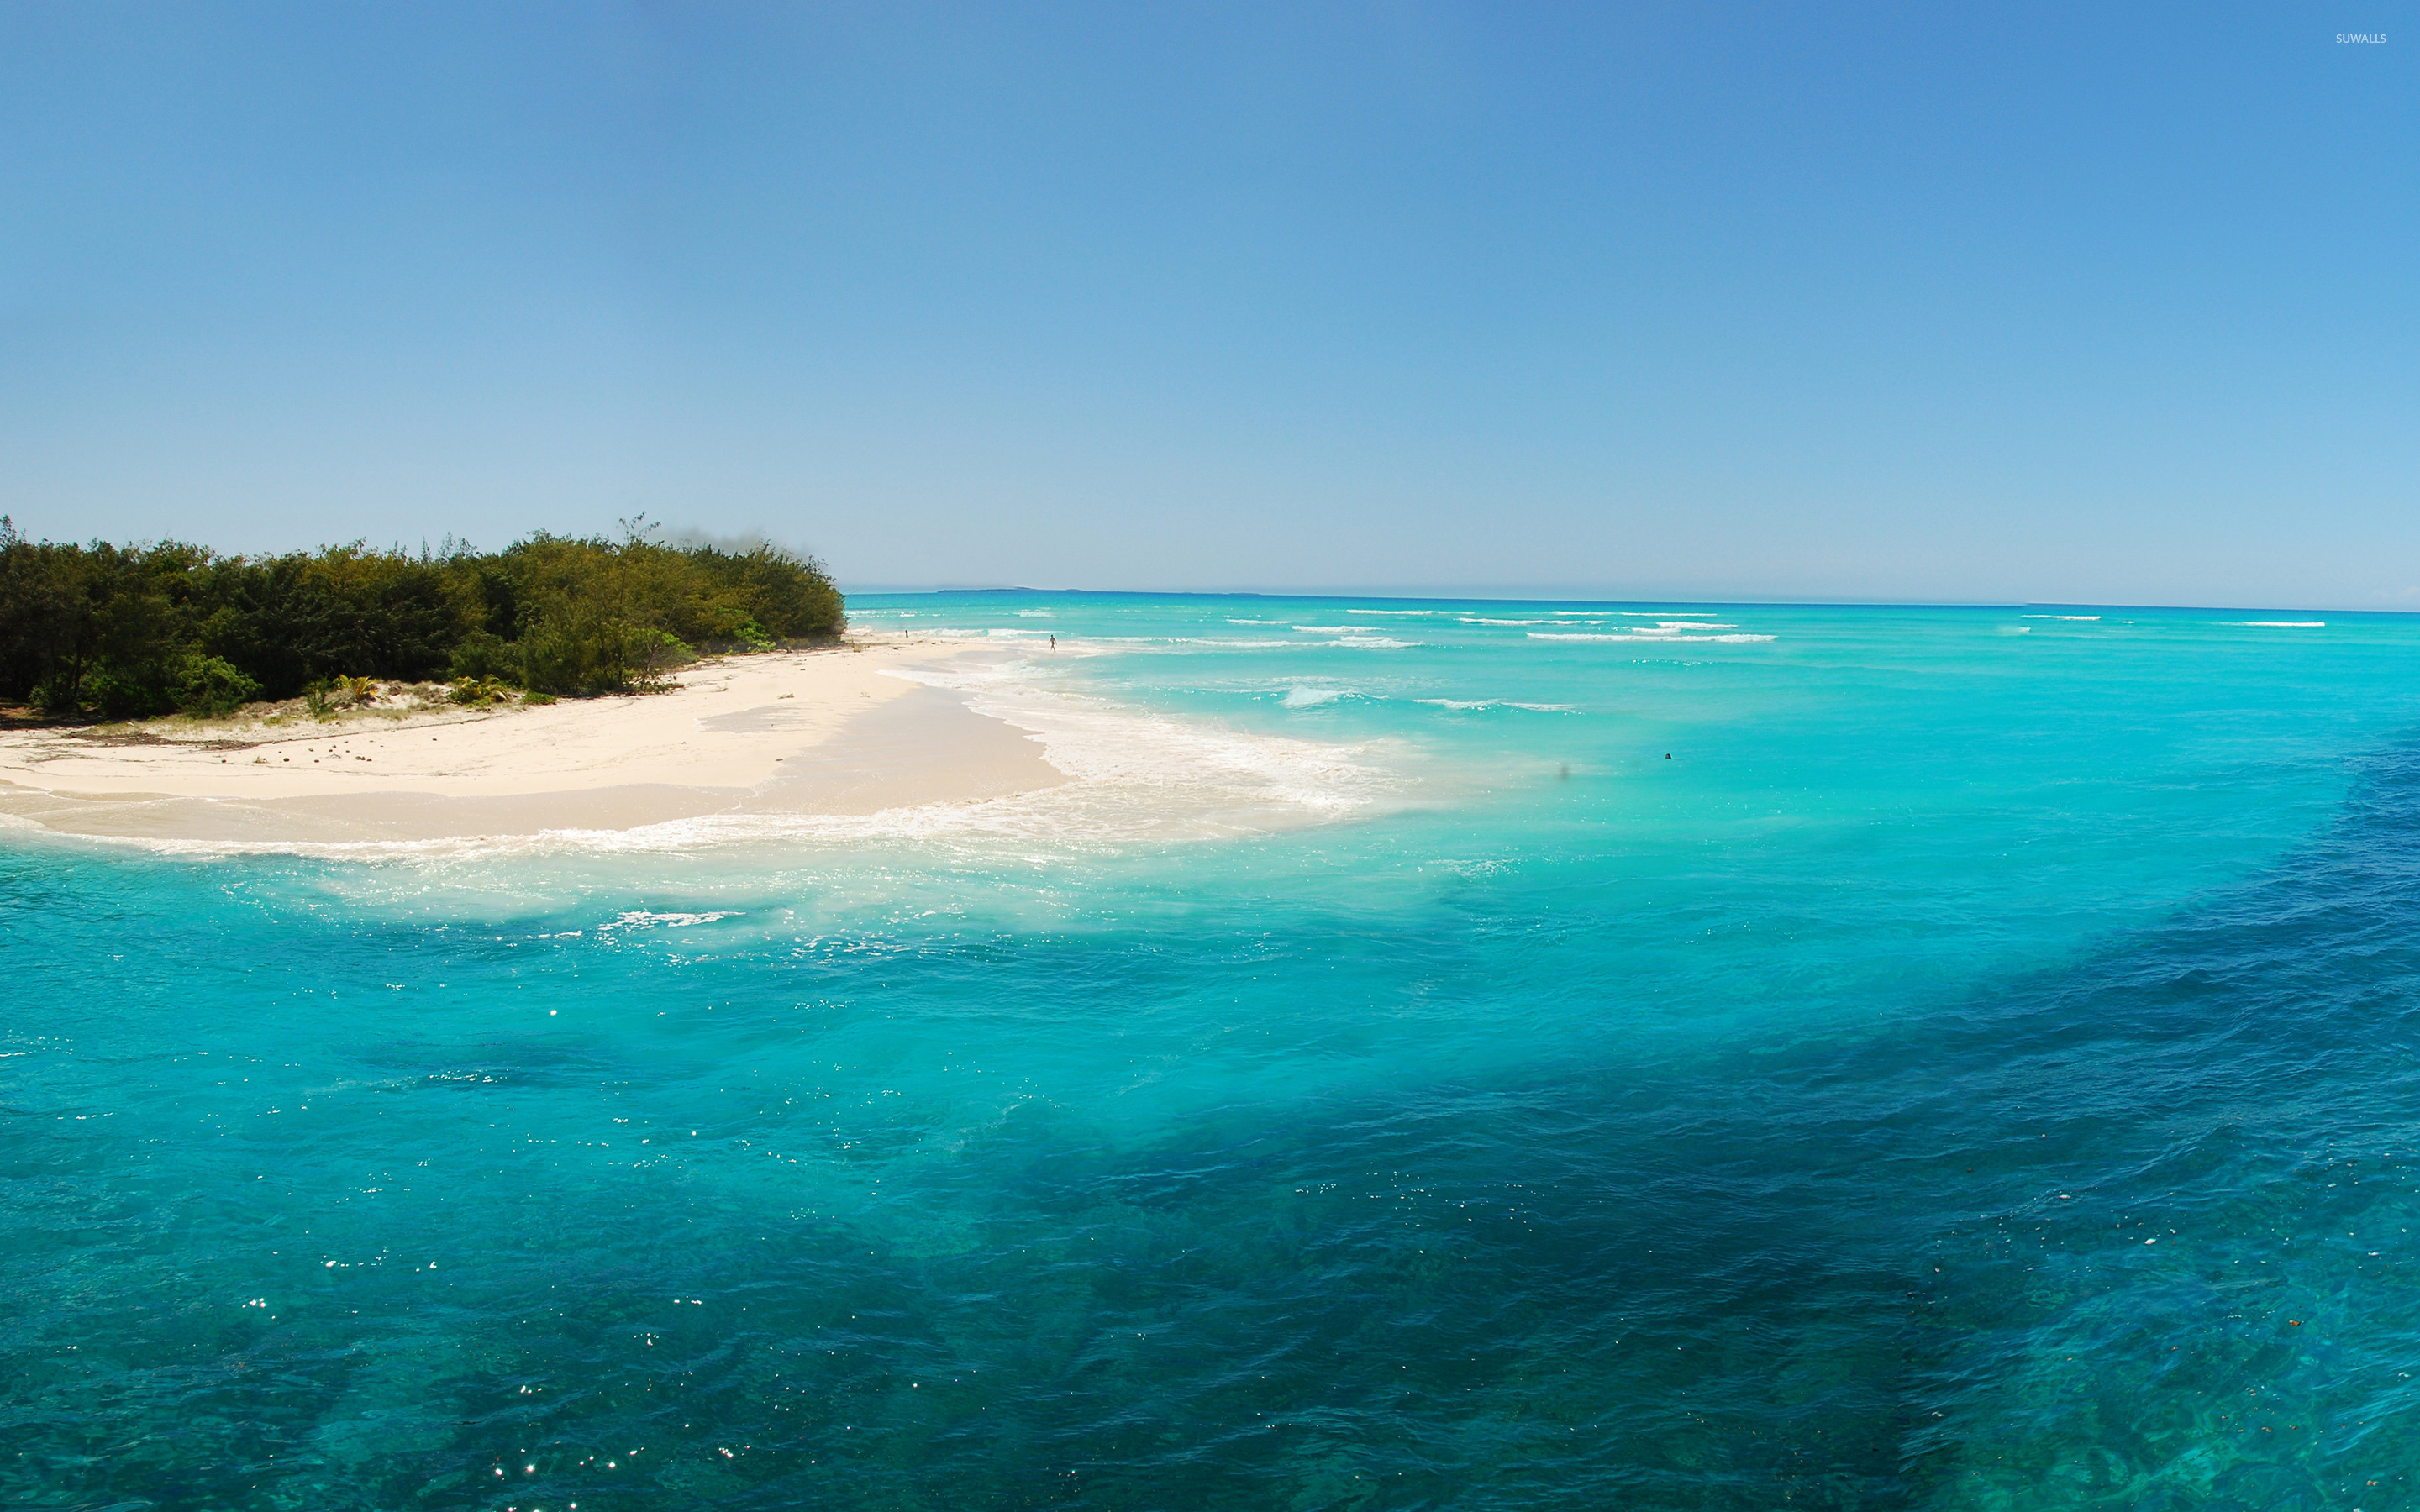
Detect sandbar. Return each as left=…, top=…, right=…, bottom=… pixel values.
left=0, top=641, right=1065, bottom=843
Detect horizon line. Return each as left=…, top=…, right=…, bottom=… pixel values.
left=836, top=585, right=2408, bottom=617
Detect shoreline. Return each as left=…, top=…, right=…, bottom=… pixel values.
left=0, top=641, right=1068, bottom=843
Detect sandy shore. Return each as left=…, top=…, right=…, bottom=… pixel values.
left=0, top=641, right=1065, bottom=843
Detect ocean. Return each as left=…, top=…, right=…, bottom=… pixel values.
left=9, top=594, right=2420, bottom=1509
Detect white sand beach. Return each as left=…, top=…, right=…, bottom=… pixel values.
left=0, top=640, right=1066, bottom=843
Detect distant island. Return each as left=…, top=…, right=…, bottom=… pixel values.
left=0, top=517, right=842, bottom=719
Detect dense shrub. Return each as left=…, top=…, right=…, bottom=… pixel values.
left=0, top=517, right=842, bottom=717
left=174, top=655, right=261, bottom=717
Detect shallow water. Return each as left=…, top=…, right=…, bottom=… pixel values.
left=10, top=596, right=2420, bottom=1509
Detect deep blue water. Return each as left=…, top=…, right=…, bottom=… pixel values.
left=9, top=596, right=2420, bottom=1509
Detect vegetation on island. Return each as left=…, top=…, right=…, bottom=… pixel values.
left=0, top=517, right=843, bottom=718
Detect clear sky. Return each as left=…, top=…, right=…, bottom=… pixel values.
left=2, top=3, right=2411, bottom=605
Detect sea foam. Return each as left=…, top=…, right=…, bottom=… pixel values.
left=1528, top=632, right=1776, bottom=643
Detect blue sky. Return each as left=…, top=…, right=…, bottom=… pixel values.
left=2, top=3, right=2410, bottom=605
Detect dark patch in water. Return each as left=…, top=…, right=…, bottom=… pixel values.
left=13, top=748, right=2420, bottom=1508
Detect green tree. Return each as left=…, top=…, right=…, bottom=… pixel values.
left=0, top=519, right=844, bottom=713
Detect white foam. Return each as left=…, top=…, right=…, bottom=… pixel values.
left=2021, top=614, right=2102, bottom=621
left=1611, top=612, right=1720, bottom=617
left=1462, top=618, right=1552, bottom=626
left=1528, top=632, right=1774, bottom=643
left=1228, top=618, right=1291, bottom=625
left=1413, top=699, right=1576, bottom=712
left=1292, top=625, right=1374, bottom=633
left=878, top=654, right=1406, bottom=834
left=2236, top=621, right=2325, bottom=627
left=600, top=910, right=739, bottom=930
left=1280, top=687, right=1344, bottom=708
left=1015, top=610, right=1055, bottom=617
left=1087, top=636, right=1297, bottom=648
left=1346, top=608, right=1448, bottom=616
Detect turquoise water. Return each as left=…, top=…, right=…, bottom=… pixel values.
left=11, top=596, right=2420, bottom=1509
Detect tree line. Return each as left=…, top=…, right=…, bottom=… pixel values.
left=0, top=518, right=844, bottom=717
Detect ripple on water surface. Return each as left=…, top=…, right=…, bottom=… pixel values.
left=9, top=599, right=2420, bottom=1509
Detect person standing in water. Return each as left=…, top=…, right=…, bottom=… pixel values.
left=1050, top=634, right=1056, bottom=651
